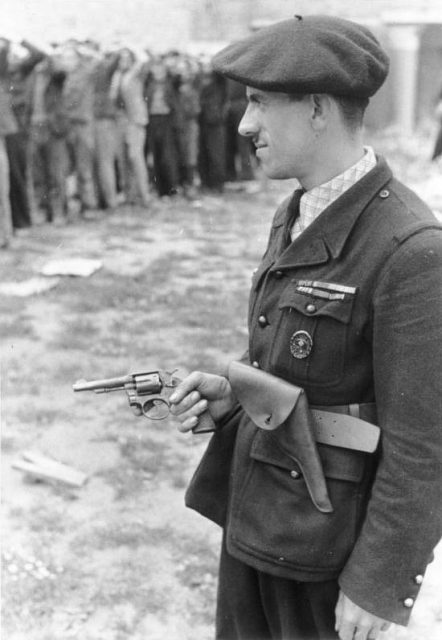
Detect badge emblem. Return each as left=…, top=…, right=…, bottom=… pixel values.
left=290, top=330, right=313, bottom=359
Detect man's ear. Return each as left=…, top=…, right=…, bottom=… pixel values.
left=309, top=94, right=332, bottom=132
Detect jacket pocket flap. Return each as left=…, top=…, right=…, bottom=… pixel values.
left=250, top=430, right=365, bottom=483
left=278, top=286, right=354, bottom=324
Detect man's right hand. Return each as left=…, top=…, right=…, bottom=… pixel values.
left=169, top=371, right=236, bottom=432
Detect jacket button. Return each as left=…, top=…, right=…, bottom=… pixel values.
left=379, top=189, right=390, bottom=199
left=290, top=470, right=301, bottom=479
left=403, top=598, right=414, bottom=608
left=258, top=315, right=268, bottom=327
left=414, top=575, right=423, bottom=585
left=274, top=271, right=284, bottom=279
left=305, top=303, right=316, bottom=314
left=252, top=361, right=260, bottom=368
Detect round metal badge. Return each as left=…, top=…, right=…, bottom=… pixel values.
left=290, top=330, right=313, bottom=359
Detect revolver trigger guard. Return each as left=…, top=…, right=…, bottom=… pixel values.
left=142, top=397, right=170, bottom=420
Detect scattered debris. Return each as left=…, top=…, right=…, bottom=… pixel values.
left=40, top=258, right=102, bottom=277
left=2, top=548, right=63, bottom=583
left=12, top=450, right=87, bottom=488
left=0, top=277, right=60, bottom=297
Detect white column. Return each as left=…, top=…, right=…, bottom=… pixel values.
left=388, top=25, right=422, bottom=133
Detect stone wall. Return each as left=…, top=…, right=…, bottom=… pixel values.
left=190, top=0, right=442, bottom=41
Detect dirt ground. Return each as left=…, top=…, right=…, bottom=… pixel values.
left=1, top=132, right=442, bottom=640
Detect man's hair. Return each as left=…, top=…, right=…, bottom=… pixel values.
left=333, top=95, right=369, bottom=131
left=288, top=93, right=369, bottom=131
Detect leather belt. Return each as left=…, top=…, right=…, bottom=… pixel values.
left=312, top=402, right=378, bottom=424
left=309, top=403, right=379, bottom=453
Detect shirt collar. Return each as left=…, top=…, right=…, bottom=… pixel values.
left=276, top=155, right=393, bottom=269
left=295, top=146, right=377, bottom=233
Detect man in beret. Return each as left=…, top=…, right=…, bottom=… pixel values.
left=170, top=15, right=442, bottom=640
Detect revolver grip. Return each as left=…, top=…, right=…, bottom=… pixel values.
left=192, top=410, right=217, bottom=434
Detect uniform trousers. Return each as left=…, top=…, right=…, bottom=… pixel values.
left=176, top=118, right=199, bottom=187
left=6, top=132, right=32, bottom=228
left=216, top=536, right=340, bottom=640
left=122, top=119, right=151, bottom=206
left=29, top=124, right=69, bottom=221
left=66, top=121, right=97, bottom=211
left=147, top=114, right=180, bottom=197
left=95, top=117, right=124, bottom=209
left=0, top=136, right=12, bottom=246
left=198, top=121, right=226, bottom=192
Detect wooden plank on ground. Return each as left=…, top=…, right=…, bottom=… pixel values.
left=12, top=451, right=87, bottom=487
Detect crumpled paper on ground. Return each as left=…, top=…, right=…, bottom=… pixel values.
left=0, top=277, right=60, bottom=297
left=40, top=258, right=102, bottom=277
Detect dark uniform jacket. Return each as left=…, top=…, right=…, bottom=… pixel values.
left=186, top=157, right=442, bottom=626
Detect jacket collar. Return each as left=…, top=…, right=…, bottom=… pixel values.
left=272, top=156, right=393, bottom=270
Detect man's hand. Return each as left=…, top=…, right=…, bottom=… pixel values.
left=335, top=591, right=391, bottom=640
left=169, top=371, right=236, bottom=432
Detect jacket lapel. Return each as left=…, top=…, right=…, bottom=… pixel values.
left=272, top=157, right=393, bottom=271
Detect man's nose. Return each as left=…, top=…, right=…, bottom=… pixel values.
left=238, top=105, right=257, bottom=138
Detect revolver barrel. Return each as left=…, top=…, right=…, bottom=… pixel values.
left=73, top=375, right=133, bottom=393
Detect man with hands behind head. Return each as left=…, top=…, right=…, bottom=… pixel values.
left=170, top=15, right=442, bottom=640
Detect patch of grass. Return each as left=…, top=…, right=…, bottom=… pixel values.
left=0, top=296, right=27, bottom=315
left=87, top=561, right=171, bottom=616
left=1, top=549, right=87, bottom=634
left=98, top=465, right=145, bottom=500
left=98, top=428, right=192, bottom=498
left=1, top=436, right=15, bottom=453
left=172, top=532, right=219, bottom=626
left=27, top=503, right=69, bottom=535
left=13, top=405, right=67, bottom=427
left=0, top=314, right=36, bottom=339
left=59, top=253, right=189, bottom=316
left=50, top=316, right=100, bottom=350
left=2, top=574, right=59, bottom=630
left=76, top=521, right=174, bottom=550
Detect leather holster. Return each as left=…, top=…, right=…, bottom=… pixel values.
left=228, top=361, right=333, bottom=513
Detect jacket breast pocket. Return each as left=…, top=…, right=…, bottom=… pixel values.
left=231, top=428, right=368, bottom=572
left=269, top=284, right=355, bottom=386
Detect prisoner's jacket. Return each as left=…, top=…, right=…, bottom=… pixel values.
left=186, top=157, right=442, bottom=625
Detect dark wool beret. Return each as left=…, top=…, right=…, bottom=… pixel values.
left=212, top=15, right=389, bottom=98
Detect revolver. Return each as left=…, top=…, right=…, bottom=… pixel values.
left=73, top=370, right=216, bottom=434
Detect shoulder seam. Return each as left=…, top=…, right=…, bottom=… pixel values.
left=393, top=221, right=442, bottom=245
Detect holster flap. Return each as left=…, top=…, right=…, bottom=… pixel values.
left=228, top=360, right=303, bottom=431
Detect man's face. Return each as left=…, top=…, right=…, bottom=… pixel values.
left=238, top=88, right=315, bottom=180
